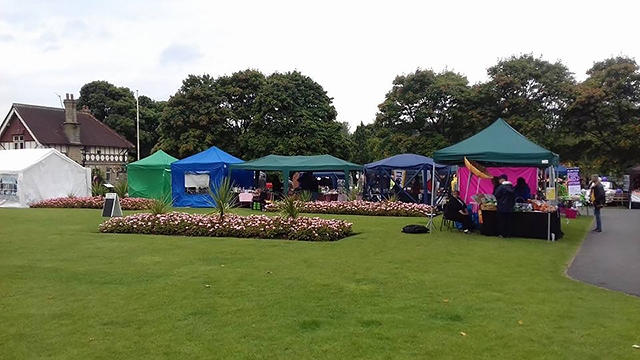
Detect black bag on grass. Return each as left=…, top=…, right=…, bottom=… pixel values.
left=402, top=225, right=430, bottom=234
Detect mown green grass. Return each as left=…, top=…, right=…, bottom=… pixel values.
left=0, top=208, right=638, bottom=359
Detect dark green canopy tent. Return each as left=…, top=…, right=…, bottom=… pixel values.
left=229, top=154, right=362, bottom=194
left=433, top=119, right=561, bottom=240
left=127, top=150, right=178, bottom=199
left=433, top=118, right=559, bottom=167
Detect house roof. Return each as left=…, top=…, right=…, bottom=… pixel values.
left=8, top=103, right=133, bottom=148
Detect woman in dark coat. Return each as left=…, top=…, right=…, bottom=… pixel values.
left=514, top=177, right=531, bottom=202
left=444, top=190, right=473, bottom=233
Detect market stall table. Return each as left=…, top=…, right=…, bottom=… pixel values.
left=480, top=210, right=564, bottom=240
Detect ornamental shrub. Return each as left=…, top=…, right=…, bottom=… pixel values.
left=99, top=212, right=352, bottom=241
left=266, top=200, right=434, bottom=217
left=30, top=196, right=153, bottom=210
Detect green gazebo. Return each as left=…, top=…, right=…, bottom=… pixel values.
left=127, top=150, right=178, bottom=199
left=230, top=154, right=362, bottom=195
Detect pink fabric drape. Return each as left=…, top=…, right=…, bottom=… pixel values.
left=458, top=167, right=538, bottom=204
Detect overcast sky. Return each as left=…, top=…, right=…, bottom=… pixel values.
left=1, top=0, right=638, bottom=129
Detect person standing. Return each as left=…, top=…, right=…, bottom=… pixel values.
left=494, top=174, right=516, bottom=238
left=514, top=177, right=532, bottom=202
left=410, top=177, right=422, bottom=202
left=590, top=174, right=606, bottom=232
left=491, top=176, right=501, bottom=194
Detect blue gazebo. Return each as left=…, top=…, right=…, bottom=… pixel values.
left=170, top=146, right=253, bottom=207
left=364, top=154, right=448, bottom=204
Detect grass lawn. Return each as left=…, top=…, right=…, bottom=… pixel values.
left=1, top=208, right=638, bottom=359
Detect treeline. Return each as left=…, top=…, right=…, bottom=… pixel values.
left=77, top=54, right=640, bottom=175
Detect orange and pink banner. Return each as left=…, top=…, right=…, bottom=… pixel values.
left=458, top=167, right=538, bottom=204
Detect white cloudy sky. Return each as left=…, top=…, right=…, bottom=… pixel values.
left=1, top=0, right=638, bottom=129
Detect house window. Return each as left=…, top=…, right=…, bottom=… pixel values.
left=184, top=173, right=210, bottom=194
left=13, top=135, right=24, bottom=149
left=106, top=168, right=112, bottom=182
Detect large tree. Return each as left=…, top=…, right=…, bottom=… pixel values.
left=564, top=56, right=640, bottom=172
left=374, top=69, right=471, bottom=156
left=155, top=74, right=237, bottom=158
left=77, top=81, right=162, bottom=158
left=485, top=54, right=576, bottom=149
left=349, top=121, right=378, bottom=164
left=241, top=71, right=350, bottom=159
left=216, top=69, right=266, bottom=156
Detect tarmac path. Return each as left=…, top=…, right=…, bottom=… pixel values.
left=567, top=208, right=640, bottom=296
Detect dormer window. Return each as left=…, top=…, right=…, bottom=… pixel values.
left=12, top=135, right=24, bottom=149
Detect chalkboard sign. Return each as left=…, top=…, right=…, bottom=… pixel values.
left=102, top=193, right=123, bottom=217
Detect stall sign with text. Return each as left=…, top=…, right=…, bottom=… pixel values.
left=566, top=167, right=581, bottom=196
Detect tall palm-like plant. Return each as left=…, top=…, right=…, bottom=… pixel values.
left=348, top=186, right=361, bottom=201
left=297, top=190, right=313, bottom=202
left=91, top=182, right=106, bottom=196
left=386, top=193, right=399, bottom=202
left=149, top=191, right=174, bottom=215
left=113, top=179, right=128, bottom=198
left=208, top=177, right=237, bottom=219
left=281, top=195, right=299, bottom=219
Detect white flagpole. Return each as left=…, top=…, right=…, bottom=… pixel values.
left=136, top=90, right=140, bottom=160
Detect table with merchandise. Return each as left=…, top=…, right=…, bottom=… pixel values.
left=475, top=195, right=563, bottom=241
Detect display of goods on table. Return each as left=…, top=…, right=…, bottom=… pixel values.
left=472, top=193, right=497, bottom=210
left=513, top=202, right=533, bottom=212
left=526, top=199, right=557, bottom=213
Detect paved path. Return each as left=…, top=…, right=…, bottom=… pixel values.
left=567, top=208, right=640, bottom=296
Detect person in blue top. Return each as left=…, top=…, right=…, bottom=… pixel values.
left=514, top=177, right=531, bottom=202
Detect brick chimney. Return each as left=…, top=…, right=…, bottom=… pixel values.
left=63, top=93, right=81, bottom=144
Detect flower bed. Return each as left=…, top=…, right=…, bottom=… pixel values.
left=30, top=196, right=154, bottom=210
left=266, top=200, right=434, bottom=217
left=99, top=212, right=353, bottom=241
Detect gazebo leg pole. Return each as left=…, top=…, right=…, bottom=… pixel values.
left=431, top=165, right=436, bottom=207
left=344, top=168, right=350, bottom=196
left=422, top=167, right=427, bottom=204
left=548, top=211, right=552, bottom=242
left=464, top=172, right=472, bottom=204
left=283, top=170, right=289, bottom=197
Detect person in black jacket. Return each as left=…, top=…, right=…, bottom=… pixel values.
left=494, top=174, right=516, bottom=238
left=444, top=190, right=473, bottom=233
left=590, top=174, right=606, bottom=232
left=491, top=176, right=501, bottom=194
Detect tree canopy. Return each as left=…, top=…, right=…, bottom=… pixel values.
left=76, top=53, right=640, bottom=176
left=374, top=69, right=470, bottom=157
left=77, top=81, right=163, bottom=158
left=154, top=70, right=351, bottom=161
left=564, top=56, right=640, bottom=172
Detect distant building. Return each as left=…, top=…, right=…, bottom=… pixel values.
left=0, top=94, right=133, bottom=181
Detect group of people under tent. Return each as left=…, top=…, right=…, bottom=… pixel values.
left=445, top=174, right=543, bottom=236
left=444, top=173, right=607, bottom=236
left=252, top=171, right=347, bottom=208
left=444, top=174, right=524, bottom=236
left=364, top=172, right=438, bottom=203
